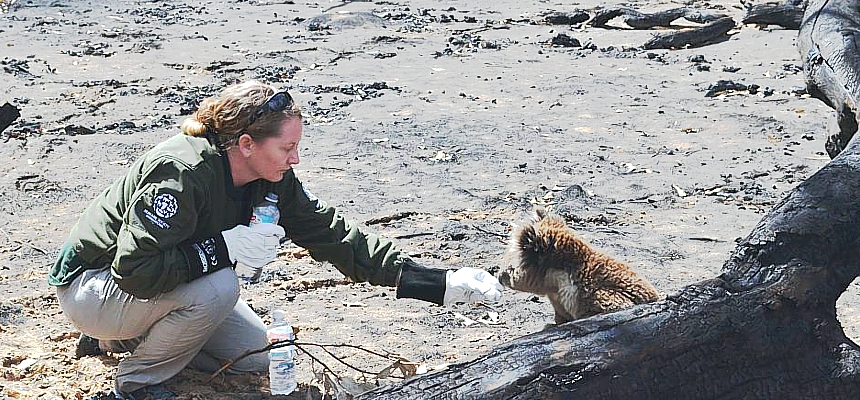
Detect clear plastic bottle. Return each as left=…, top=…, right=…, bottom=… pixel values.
left=250, top=193, right=280, bottom=226
left=267, top=309, right=297, bottom=396
left=236, top=193, right=280, bottom=282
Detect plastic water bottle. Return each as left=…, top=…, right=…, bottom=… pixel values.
left=250, top=192, right=280, bottom=227
left=236, top=193, right=280, bottom=282
left=267, top=309, right=297, bottom=395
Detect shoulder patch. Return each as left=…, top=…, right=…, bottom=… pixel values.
left=153, top=193, right=179, bottom=219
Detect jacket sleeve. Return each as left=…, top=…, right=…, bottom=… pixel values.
left=277, top=171, right=410, bottom=287
left=112, top=162, right=231, bottom=299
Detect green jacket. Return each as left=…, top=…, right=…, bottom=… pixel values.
left=49, top=134, right=445, bottom=303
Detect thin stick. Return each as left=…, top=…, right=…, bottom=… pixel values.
left=365, top=211, right=419, bottom=226
left=0, top=227, right=48, bottom=255
left=294, top=344, right=339, bottom=377
left=394, top=232, right=434, bottom=239
left=472, top=225, right=507, bottom=238
left=206, top=340, right=404, bottom=382
left=322, top=0, right=371, bottom=13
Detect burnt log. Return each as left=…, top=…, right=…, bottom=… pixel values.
left=353, top=1, right=860, bottom=398
left=590, top=7, right=726, bottom=29
left=543, top=11, right=590, bottom=26
left=742, top=0, right=807, bottom=29
left=798, top=0, right=860, bottom=158
left=642, top=17, right=736, bottom=50
left=0, top=102, right=21, bottom=135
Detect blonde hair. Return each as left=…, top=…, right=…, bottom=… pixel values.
left=181, top=80, right=301, bottom=149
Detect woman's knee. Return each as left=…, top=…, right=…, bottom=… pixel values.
left=185, top=268, right=240, bottom=318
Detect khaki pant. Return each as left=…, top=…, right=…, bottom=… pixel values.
left=56, top=267, right=269, bottom=394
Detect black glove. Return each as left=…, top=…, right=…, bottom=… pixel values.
left=395, top=259, right=503, bottom=306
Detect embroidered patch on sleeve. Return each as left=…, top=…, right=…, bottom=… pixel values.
left=143, top=193, right=178, bottom=229
left=153, top=193, right=179, bottom=218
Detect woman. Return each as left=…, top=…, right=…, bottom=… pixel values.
left=49, top=80, right=503, bottom=399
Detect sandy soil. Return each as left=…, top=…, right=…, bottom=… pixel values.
left=2, top=0, right=859, bottom=398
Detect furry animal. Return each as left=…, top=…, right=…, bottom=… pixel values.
left=498, top=208, right=661, bottom=325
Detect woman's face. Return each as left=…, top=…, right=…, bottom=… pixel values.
left=247, top=118, right=302, bottom=182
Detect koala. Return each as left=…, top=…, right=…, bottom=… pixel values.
left=498, top=208, right=661, bottom=325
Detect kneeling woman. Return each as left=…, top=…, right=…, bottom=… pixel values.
left=49, top=80, right=503, bottom=399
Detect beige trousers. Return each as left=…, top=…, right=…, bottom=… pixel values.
left=56, top=266, right=269, bottom=394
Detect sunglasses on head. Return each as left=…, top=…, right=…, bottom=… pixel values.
left=248, top=91, right=294, bottom=127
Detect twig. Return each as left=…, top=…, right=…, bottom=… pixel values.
left=310, top=344, right=382, bottom=376
left=472, top=225, right=507, bottom=238
left=394, top=232, right=434, bottom=239
left=591, top=227, right=630, bottom=236
left=294, top=344, right=339, bottom=377
left=207, top=341, right=338, bottom=383
left=207, top=340, right=405, bottom=383
left=365, top=211, right=419, bottom=225
left=689, top=236, right=726, bottom=242
left=322, top=0, right=371, bottom=13
left=0, top=227, right=48, bottom=255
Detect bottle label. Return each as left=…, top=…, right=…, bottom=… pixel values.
left=250, top=213, right=277, bottom=225
left=250, top=206, right=279, bottom=225
left=273, top=359, right=294, bottom=372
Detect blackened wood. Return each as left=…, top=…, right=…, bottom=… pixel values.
left=742, top=0, right=807, bottom=29
left=642, top=17, right=735, bottom=50
left=543, top=11, right=590, bottom=26
left=0, top=102, right=20, bottom=135
left=590, top=7, right=726, bottom=29
left=798, top=0, right=860, bottom=158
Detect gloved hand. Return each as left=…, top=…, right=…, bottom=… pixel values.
left=221, top=223, right=285, bottom=273
left=443, top=267, right=504, bottom=305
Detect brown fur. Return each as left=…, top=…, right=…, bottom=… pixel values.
left=498, top=208, right=661, bottom=325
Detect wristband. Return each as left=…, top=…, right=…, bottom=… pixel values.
left=395, top=259, right=448, bottom=305
left=181, top=235, right=233, bottom=281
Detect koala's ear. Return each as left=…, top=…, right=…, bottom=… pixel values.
left=534, top=206, right=547, bottom=221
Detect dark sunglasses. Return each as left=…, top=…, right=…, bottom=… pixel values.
left=248, top=91, right=294, bottom=126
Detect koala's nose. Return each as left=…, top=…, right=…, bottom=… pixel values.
left=497, top=270, right=511, bottom=288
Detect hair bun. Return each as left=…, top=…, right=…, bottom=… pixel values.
left=180, top=118, right=208, bottom=137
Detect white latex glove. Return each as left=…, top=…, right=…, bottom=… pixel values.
left=221, top=223, right=285, bottom=272
left=443, top=267, right=504, bottom=305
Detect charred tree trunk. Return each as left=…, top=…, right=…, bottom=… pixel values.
left=355, top=0, right=860, bottom=398
left=798, top=0, right=860, bottom=158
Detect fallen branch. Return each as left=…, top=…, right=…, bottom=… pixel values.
left=742, top=0, right=808, bottom=29
left=590, top=7, right=726, bottom=29
left=643, top=16, right=736, bottom=50
left=208, top=340, right=409, bottom=383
